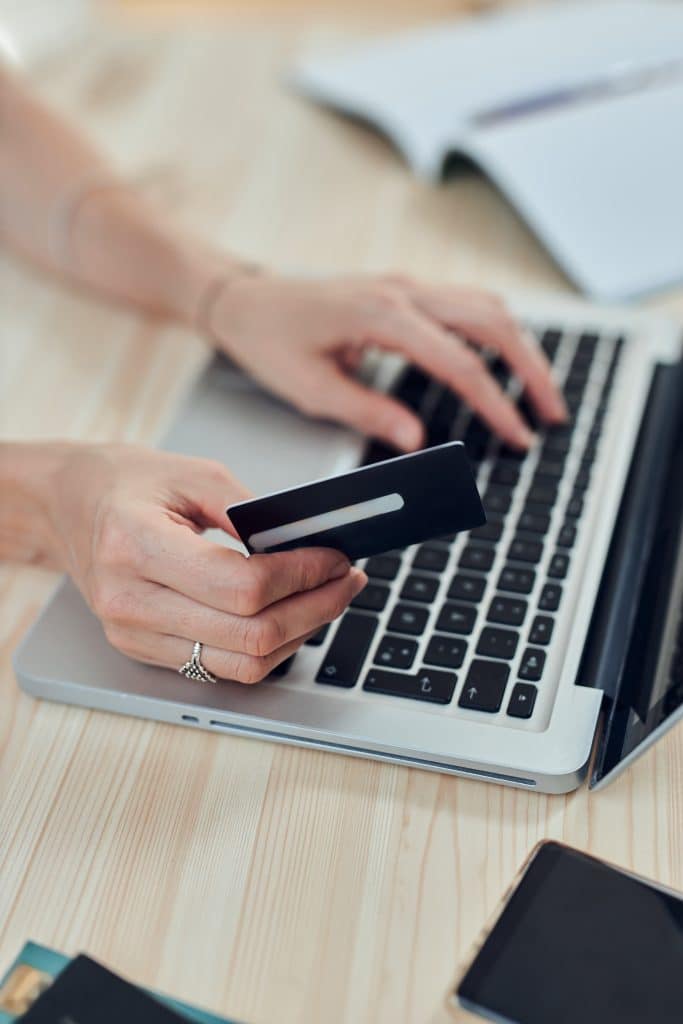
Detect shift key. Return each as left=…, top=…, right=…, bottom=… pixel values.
left=316, top=613, right=378, bottom=688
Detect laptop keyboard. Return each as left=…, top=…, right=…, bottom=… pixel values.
left=304, top=327, right=624, bottom=723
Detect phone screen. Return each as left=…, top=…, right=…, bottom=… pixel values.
left=457, top=843, right=683, bottom=1024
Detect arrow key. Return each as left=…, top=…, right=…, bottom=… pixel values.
left=458, top=660, right=509, bottom=712
left=507, top=683, right=538, bottom=719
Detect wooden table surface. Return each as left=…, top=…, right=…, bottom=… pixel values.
left=1, top=9, right=682, bottom=1024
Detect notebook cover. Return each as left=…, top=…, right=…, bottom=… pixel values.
left=0, top=943, right=238, bottom=1024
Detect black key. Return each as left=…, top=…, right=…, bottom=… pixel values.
left=529, top=615, right=554, bottom=645
left=577, top=332, right=599, bottom=356
left=316, top=613, right=378, bottom=687
left=462, top=417, right=492, bottom=462
left=412, top=545, right=449, bottom=573
left=566, top=495, right=584, bottom=519
left=427, top=388, right=461, bottom=446
left=497, top=443, right=526, bottom=462
left=374, top=636, right=418, bottom=670
left=507, top=682, right=538, bottom=719
left=574, top=467, right=591, bottom=492
left=394, top=365, right=430, bottom=412
left=489, top=356, right=511, bottom=388
left=448, top=573, right=486, bottom=603
left=543, top=432, right=572, bottom=456
left=436, top=601, right=477, bottom=635
left=424, top=634, right=467, bottom=669
left=527, top=480, right=558, bottom=506
left=566, top=367, right=589, bottom=390
left=471, top=519, right=503, bottom=543
left=270, top=654, right=296, bottom=677
left=535, top=459, right=564, bottom=481
left=364, top=667, right=456, bottom=705
left=518, top=506, right=551, bottom=535
left=458, top=660, right=510, bottom=712
left=583, top=441, right=598, bottom=464
left=477, top=626, right=519, bottom=660
left=487, top=595, right=527, bottom=627
left=557, top=523, right=576, bottom=548
left=518, top=395, right=541, bottom=432
left=490, top=461, right=520, bottom=487
left=388, top=603, right=429, bottom=636
left=507, top=536, right=543, bottom=564
left=548, top=552, right=570, bottom=579
left=352, top=583, right=390, bottom=612
left=519, top=647, right=546, bottom=681
left=498, top=565, right=535, bottom=594
left=564, top=391, right=583, bottom=413
left=540, top=329, right=562, bottom=361
left=459, top=544, right=495, bottom=573
left=483, top=485, right=513, bottom=515
left=363, top=441, right=396, bottom=465
left=538, top=583, right=562, bottom=612
left=400, top=574, right=439, bottom=604
left=306, top=623, right=330, bottom=647
left=365, top=554, right=401, bottom=580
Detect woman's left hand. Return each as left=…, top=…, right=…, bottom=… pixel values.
left=203, top=273, right=567, bottom=453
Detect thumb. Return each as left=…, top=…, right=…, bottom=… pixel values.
left=181, top=456, right=253, bottom=539
left=320, top=368, right=425, bottom=452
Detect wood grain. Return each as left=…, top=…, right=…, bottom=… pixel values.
left=1, top=11, right=682, bottom=1024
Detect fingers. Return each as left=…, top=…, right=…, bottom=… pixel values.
left=311, top=366, right=425, bottom=452
left=102, top=566, right=367, bottom=656
left=176, top=455, right=253, bottom=538
left=132, top=514, right=353, bottom=614
left=105, top=568, right=367, bottom=683
left=118, top=628, right=311, bottom=683
left=358, top=298, right=537, bottom=449
left=409, top=286, right=567, bottom=424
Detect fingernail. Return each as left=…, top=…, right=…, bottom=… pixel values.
left=349, top=567, right=368, bottom=594
left=393, top=422, right=422, bottom=451
left=328, top=558, right=352, bottom=580
left=517, top=426, right=538, bottom=449
left=553, top=396, right=569, bottom=421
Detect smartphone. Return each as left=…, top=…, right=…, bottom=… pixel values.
left=449, top=841, right=683, bottom=1024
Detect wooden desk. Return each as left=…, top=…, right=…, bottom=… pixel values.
left=1, top=12, right=682, bottom=1024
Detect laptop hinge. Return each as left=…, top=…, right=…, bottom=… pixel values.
left=575, top=360, right=683, bottom=784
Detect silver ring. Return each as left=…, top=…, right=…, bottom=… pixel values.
left=179, top=641, right=217, bottom=684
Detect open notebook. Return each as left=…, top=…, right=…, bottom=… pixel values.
left=293, top=1, right=683, bottom=301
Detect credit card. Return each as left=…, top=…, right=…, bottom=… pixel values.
left=227, top=441, right=485, bottom=560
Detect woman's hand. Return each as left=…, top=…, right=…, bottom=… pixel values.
left=44, top=444, right=366, bottom=682
left=205, top=273, right=567, bottom=452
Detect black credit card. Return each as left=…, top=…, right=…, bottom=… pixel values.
left=18, top=955, right=187, bottom=1023
left=227, top=441, right=485, bottom=560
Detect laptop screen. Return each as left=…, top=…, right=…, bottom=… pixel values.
left=592, top=361, right=683, bottom=785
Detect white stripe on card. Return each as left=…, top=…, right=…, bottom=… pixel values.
left=248, top=493, right=405, bottom=551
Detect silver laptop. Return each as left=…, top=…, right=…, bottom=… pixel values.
left=14, top=292, right=683, bottom=793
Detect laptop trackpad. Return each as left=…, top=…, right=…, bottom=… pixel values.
left=161, top=357, right=365, bottom=539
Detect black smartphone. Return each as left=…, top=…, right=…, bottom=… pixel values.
left=451, top=841, right=683, bottom=1024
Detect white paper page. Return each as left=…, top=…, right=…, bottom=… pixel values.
left=467, top=80, right=683, bottom=300
left=294, top=1, right=683, bottom=179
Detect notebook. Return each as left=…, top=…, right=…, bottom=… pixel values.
left=293, top=0, right=683, bottom=301
left=0, top=943, right=238, bottom=1024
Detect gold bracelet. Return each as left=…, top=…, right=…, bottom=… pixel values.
left=194, top=263, right=262, bottom=341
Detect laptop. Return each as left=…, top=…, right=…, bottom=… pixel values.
left=13, top=291, right=683, bottom=793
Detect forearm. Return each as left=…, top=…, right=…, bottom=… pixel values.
left=0, top=442, right=67, bottom=567
left=0, top=65, right=242, bottom=324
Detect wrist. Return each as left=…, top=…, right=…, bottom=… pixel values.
left=0, top=442, right=74, bottom=568
left=165, top=237, right=265, bottom=338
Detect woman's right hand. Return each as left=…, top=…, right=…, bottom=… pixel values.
left=44, top=443, right=367, bottom=682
